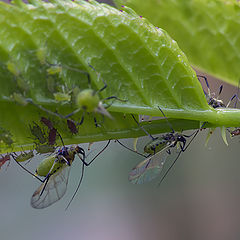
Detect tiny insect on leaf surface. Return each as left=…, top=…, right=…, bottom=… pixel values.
left=0, top=0, right=240, bottom=153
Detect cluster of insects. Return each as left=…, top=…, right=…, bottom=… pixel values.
left=197, top=75, right=240, bottom=141
left=0, top=125, right=111, bottom=209
left=1, top=44, right=240, bottom=210
left=0, top=46, right=129, bottom=209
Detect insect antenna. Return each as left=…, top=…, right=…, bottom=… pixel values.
left=115, top=139, right=148, bottom=158
left=88, top=64, right=107, bottom=94
left=55, top=130, right=65, bottom=147
left=197, top=75, right=211, bottom=96
left=234, top=79, right=240, bottom=108
left=157, top=150, right=182, bottom=187
left=65, top=162, right=85, bottom=211
left=65, top=140, right=111, bottom=210
left=157, top=129, right=200, bottom=186
left=85, top=140, right=111, bottom=166
left=157, top=107, right=175, bottom=133
left=12, top=155, right=43, bottom=182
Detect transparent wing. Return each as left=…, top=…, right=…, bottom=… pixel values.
left=129, top=147, right=171, bottom=184
left=31, top=166, right=71, bottom=209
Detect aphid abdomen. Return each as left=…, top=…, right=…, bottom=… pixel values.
left=67, top=119, right=78, bottom=134
left=48, top=128, right=57, bottom=145
left=40, top=117, right=54, bottom=129
left=13, top=151, right=34, bottom=162
left=29, top=122, right=47, bottom=144
left=0, top=127, right=13, bottom=146
left=36, top=155, right=63, bottom=177
left=35, top=144, right=55, bottom=154
left=76, top=89, right=99, bottom=112
left=144, top=137, right=168, bottom=155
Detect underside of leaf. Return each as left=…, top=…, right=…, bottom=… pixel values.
left=0, top=0, right=240, bottom=153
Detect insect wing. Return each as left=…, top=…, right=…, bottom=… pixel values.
left=129, top=150, right=169, bottom=184
left=31, top=166, right=71, bottom=209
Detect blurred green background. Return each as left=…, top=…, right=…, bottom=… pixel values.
left=1, top=0, right=240, bottom=240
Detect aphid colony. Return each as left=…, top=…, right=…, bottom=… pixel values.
left=197, top=75, right=240, bottom=142
left=3, top=47, right=127, bottom=138
left=0, top=116, right=111, bottom=209
left=1, top=110, right=199, bottom=209
left=1, top=143, right=88, bottom=209
left=1, top=48, right=240, bottom=210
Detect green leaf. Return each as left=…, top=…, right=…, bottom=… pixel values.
left=114, top=0, right=240, bottom=86
left=0, top=0, right=240, bottom=154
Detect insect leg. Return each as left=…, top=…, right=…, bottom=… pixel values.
left=76, top=112, right=85, bottom=126
left=131, top=114, right=156, bottom=140
left=226, top=94, right=237, bottom=108
left=217, top=85, right=223, bottom=99
left=93, top=116, right=100, bottom=128
left=65, top=161, right=85, bottom=210
left=182, top=130, right=199, bottom=152
left=65, top=141, right=111, bottom=210
left=158, top=130, right=200, bottom=186
left=157, top=150, right=182, bottom=186
left=234, top=79, right=240, bottom=108
left=197, top=75, right=211, bottom=97
left=88, top=64, right=107, bottom=93
left=80, top=140, right=111, bottom=167
left=11, top=154, right=43, bottom=182
left=102, top=96, right=128, bottom=109
left=27, top=98, right=81, bottom=119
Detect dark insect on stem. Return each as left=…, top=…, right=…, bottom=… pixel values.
left=40, top=117, right=54, bottom=130
left=67, top=119, right=78, bottom=134
left=29, top=122, right=47, bottom=145
left=48, top=128, right=57, bottom=146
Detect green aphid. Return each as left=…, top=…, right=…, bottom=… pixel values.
left=0, top=127, right=13, bottom=147
left=28, top=64, right=127, bottom=127
left=29, top=122, right=47, bottom=145
left=128, top=111, right=198, bottom=185
left=7, top=61, right=20, bottom=77
left=11, top=92, right=29, bottom=106
left=35, top=144, right=56, bottom=154
left=31, top=145, right=85, bottom=209
left=144, top=137, right=171, bottom=155
left=7, top=61, right=29, bottom=92
left=53, top=92, right=71, bottom=102
left=11, top=150, right=34, bottom=162
left=16, top=77, right=29, bottom=92
left=47, top=65, right=62, bottom=75
left=76, top=89, right=100, bottom=112
left=36, top=47, right=47, bottom=65
left=129, top=132, right=188, bottom=184
left=36, top=154, right=65, bottom=177
left=35, top=146, right=81, bottom=176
